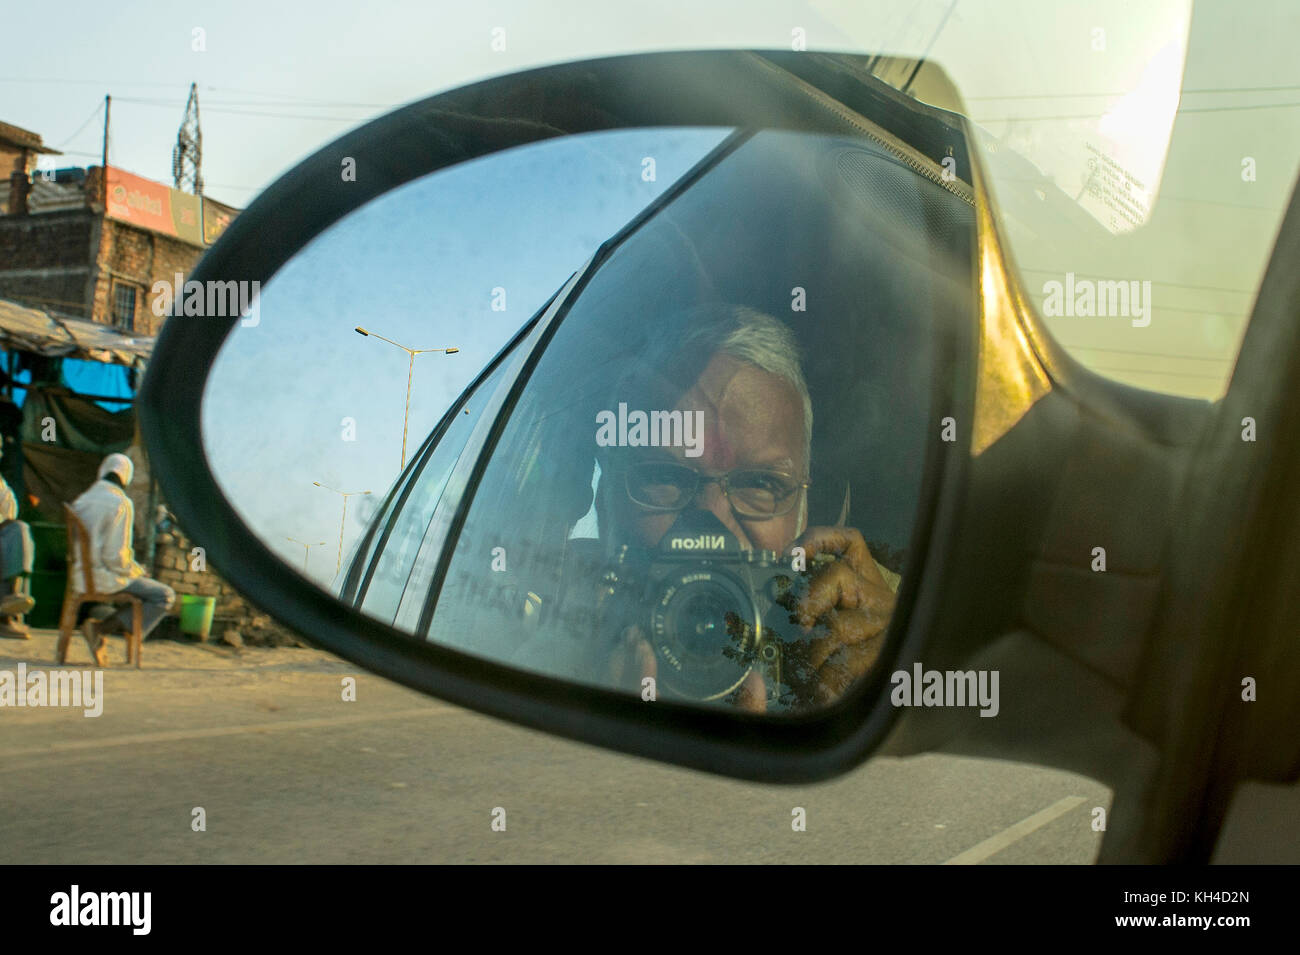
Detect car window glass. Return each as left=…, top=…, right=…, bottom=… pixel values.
left=357, top=358, right=513, bottom=624
left=426, top=130, right=973, bottom=711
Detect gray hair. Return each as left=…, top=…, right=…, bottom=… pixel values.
left=675, top=305, right=813, bottom=472
left=597, top=304, right=813, bottom=538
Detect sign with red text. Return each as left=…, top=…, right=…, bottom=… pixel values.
left=104, top=167, right=205, bottom=246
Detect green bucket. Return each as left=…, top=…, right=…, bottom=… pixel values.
left=178, top=594, right=216, bottom=639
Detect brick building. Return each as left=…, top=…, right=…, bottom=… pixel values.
left=1, top=120, right=61, bottom=214
left=0, top=120, right=288, bottom=646
left=0, top=121, right=238, bottom=334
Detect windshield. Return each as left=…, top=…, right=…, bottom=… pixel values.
left=828, top=0, right=1297, bottom=400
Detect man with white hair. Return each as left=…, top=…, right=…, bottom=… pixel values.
left=71, top=452, right=175, bottom=666
left=597, top=305, right=899, bottom=711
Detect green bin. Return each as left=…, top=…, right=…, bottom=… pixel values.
left=178, top=594, right=216, bottom=639
left=28, top=521, right=68, bottom=629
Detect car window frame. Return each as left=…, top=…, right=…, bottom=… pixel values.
left=387, top=265, right=591, bottom=631
left=410, top=130, right=754, bottom=637
left=341, top=281, right=569, bottom=606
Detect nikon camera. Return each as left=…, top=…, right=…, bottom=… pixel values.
left=596, top=510, right=802, bottom=704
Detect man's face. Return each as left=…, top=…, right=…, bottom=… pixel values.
left=620, top=353, right=807, bottom=552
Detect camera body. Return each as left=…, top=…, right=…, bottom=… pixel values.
left=597, top=512, right=798, bottom=704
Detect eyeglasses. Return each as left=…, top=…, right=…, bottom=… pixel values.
left=624, top=460, right=809, bottom=518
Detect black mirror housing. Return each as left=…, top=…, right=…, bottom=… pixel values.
left=141, top=50, right=994, bottom=783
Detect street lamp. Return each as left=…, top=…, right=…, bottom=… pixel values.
left=355, top=326, right=458, bottom=469
left=286, top=536, right=328, bottom=574
left=312, top=482, right=372, bottom=577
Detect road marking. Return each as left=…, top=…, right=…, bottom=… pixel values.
left=942, top=795, right=1087, bottom=865
left=0, top=706, right=454, bottom=760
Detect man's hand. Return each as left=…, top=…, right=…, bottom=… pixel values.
left=783, top=525, right=897, bottom=706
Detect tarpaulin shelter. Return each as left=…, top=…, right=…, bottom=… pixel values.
left=0, top=297, right=154, bottom=626
left=0, top=297, right=150, bottom=522
left=0, top=298, right=153, bottom=365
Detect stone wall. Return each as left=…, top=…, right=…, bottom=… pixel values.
left=0, top=211, right=95, bottom=315
left=152, top=523, right=309, bottom=648
left=90, top=212, right=201, bottom=334
left=0, top=169, right=209, bottom=333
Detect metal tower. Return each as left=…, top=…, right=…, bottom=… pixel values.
left=172, top=82, right=203, bottom=195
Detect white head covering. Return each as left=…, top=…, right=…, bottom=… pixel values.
left=98, top=452, right=134, bottom=487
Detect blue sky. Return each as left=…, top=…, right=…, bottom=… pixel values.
left=199, top=128, right=730, bottom=581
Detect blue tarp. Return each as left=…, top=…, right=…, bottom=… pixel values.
left=11, top=357, right=134, bottom=411
left=60, top=359, right=134, bottom=410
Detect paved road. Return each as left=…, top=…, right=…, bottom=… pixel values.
left=0, top=632, right=1109, bottom=864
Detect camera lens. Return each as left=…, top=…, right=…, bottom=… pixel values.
left=652, top=571, right=758, bottom=700
left=675, top=588, right=732, bottom=648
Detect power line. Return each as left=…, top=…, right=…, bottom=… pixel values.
left=965, top=83, right=1300, bottom=101
left=985, top=173, right=1286, bottom=214
left=1016, top=267, right=1252, bottom=296
left=113, top=96, right=373, bottom=122
left=1040, top=302, right=1250, bottom=318
left=0, top=76, right=397, bottom=107
left=199, top=106, right=373, bottom=121
left=1054, top=344, right=1234, bottom=363
left=1087, top=364, right=1226, bottom=383
left=975, top=100, right=1300, bottom=124
left=52, top=101, right=104, bottom=149
left=203, top=181, right=264, bottom=191
left=0, top=76, right=183, bottom=88
left=204, top=84, right=351, bottom=103
left=1173, top=100, right=1300, bottom=115
left=202, top=93, right=398, bottom=109
left=128, top=98, right=393, bottom=109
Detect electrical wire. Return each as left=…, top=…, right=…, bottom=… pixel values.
left=52, top=101, right=104, bottom=149
left=1016, top=267, right=1253, bottom=296
left=1053, top=345, right=1234, bottom=363
left=965, top=83, right=1300, bottom=100
left=1086, top=365, right=1227, bottom=382
left=975, top=100, right=1300, bottom=124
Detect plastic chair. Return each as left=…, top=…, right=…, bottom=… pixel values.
left=55, top=504, right=143, bottom=668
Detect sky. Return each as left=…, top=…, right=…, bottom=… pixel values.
left=199, top=127, right=730, bottom=582
left=4, top=0, right=1299, bottom=585
left=3, top=0, right=1294, bottom=401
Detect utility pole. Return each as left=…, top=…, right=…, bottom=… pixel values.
left=101, top=94, right=110, bottom=203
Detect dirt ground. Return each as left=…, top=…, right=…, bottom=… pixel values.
left=0, top=626, right=352, bottom=705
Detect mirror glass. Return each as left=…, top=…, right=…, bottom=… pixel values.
left=202, top=126, right=976, bottom=714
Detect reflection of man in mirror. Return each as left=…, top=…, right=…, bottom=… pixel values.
left=594, top=306, right=899, bottom=712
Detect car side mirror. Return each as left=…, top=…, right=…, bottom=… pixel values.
left=140, top=50, right=1050, bottom=782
